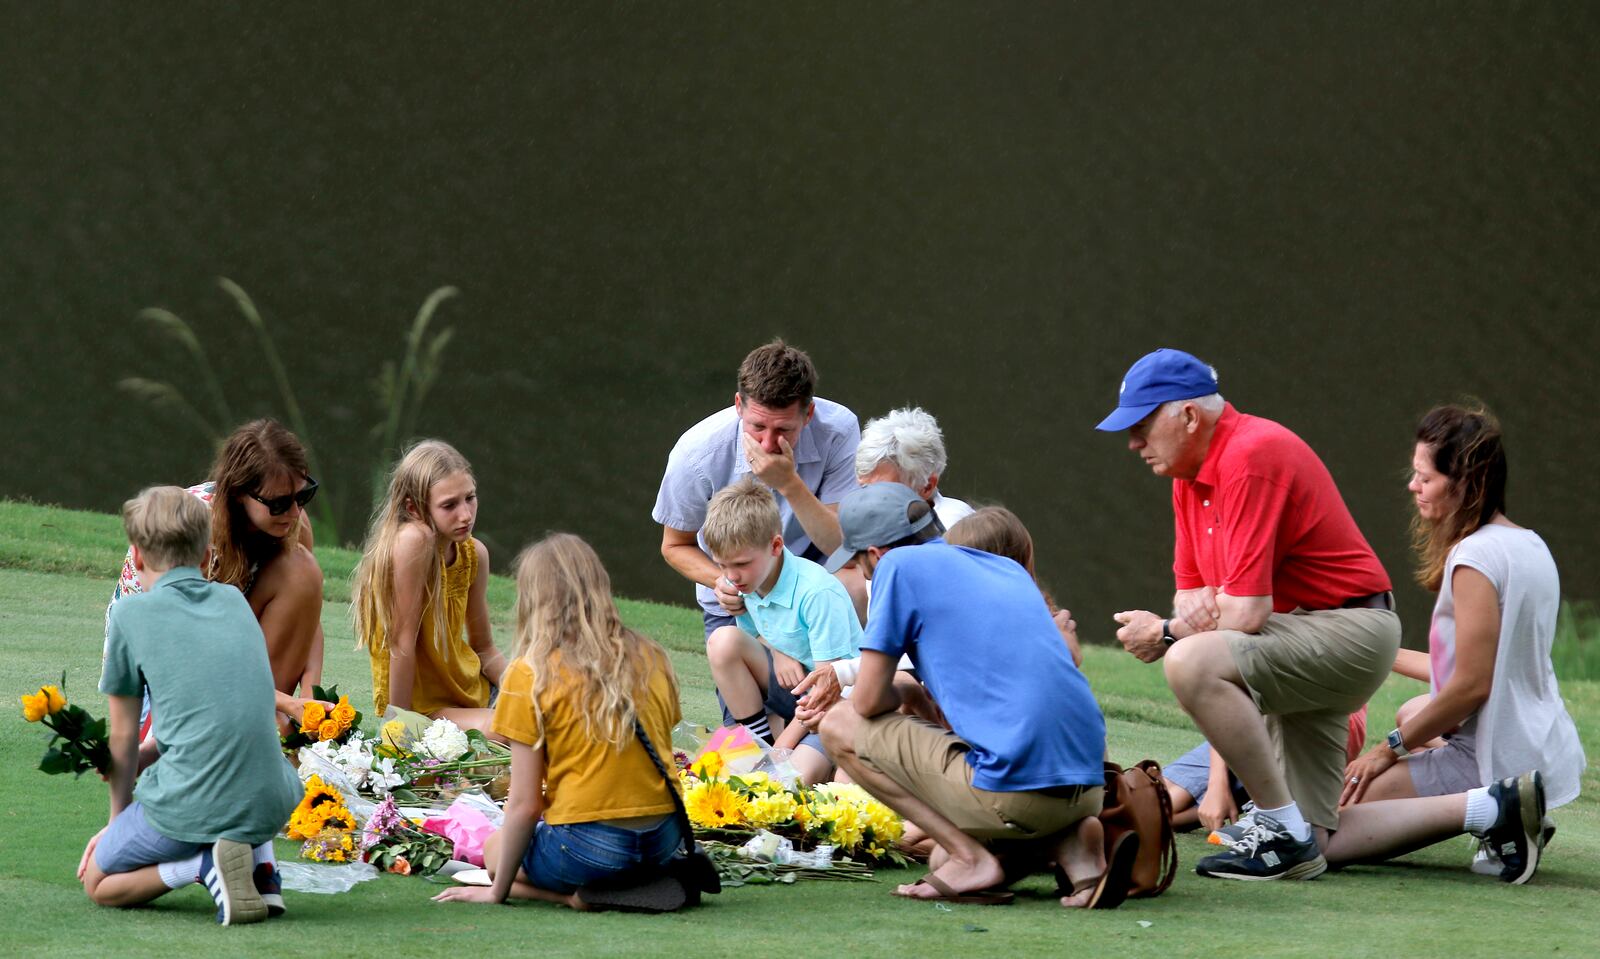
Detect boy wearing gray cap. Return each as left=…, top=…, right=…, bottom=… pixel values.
left=812, top=484, right=1131, bottom=909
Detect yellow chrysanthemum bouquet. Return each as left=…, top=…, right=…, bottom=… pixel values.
left=281, top=684, right=363, bottom=752
left=18, top=675, right=110, bottom=777
left=679, top=748, right=906, bottom=866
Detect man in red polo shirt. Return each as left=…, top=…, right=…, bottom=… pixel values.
left=1097, top=349, right=1401, bottom=882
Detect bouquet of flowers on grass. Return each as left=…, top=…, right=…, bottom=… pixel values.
left=373, top=713, right=511, bottom=804
left=286, top=774, right=361, bottom=862
left=297, top=732, right=406, bottom=798
left=282, top=685, right=362, bottom=751
left=19, top=676, right=110, bottom=777
left=681, top=746, right=907, bottom=867
left=360, top=795, right=455, bottom=877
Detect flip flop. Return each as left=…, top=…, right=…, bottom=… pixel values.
left=1061, top=832, right=1141, bottom=910
left=893, top=873, right=1015, bottom=905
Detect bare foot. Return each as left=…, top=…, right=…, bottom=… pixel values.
left=1054, top=816, right=1107, bottom=909
left=1060, top=884, right=1095, bottom=909
left=893, top=853, right=1006, bottom=899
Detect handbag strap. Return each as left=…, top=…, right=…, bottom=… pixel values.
left=633, top=719, right=696, bottom=856
left=1133, top=760, right=1179, bottom=894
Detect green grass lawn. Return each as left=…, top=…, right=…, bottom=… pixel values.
left=1, top=499, right=1597, bottom=957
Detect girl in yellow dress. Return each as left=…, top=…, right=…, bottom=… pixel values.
left=353, top=440, right=508, bottom=737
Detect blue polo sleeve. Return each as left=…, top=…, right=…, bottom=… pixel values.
left=858, top=556, right=917, bottom=659
left=99, top=603, right=144, bottom=697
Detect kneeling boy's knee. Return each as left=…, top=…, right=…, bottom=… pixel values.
left=83, top=877, right=117, bottom=907
left=705, top=626, right=745, bottom=663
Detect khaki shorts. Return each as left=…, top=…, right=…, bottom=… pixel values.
left=855, top=711, right=1102, bottom=842
left=1225, top=606, right=1400, bottom=830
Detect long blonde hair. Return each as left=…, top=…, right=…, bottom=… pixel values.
left=352, top=439, right=474, bottom=653
left=206, top=419, right=309, bottom=591
left=511, top=533, right=675, bottom=749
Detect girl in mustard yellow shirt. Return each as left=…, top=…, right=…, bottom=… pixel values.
left=433, top=533, right=685, bottom=911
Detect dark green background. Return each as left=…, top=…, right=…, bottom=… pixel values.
left=4, top=4, right=1596, bottom=646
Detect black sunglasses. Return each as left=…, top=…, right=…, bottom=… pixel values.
left=247, top=477, right=319, bottom=516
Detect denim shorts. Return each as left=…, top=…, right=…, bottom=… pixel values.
left=521, top=817, right=684, bottom=894
left=1164, top=741, right=1250, bottom=806
left=94, top=801, right=208, bottom=874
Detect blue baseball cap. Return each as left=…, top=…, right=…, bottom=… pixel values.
left=1094, top=349, right=1219, bottom=432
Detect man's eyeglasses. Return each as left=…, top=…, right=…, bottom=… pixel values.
left=248, top=477, right=319, bottom=516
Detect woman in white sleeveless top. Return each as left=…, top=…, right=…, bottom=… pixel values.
left=1324, top=404, right=1584, bottom=884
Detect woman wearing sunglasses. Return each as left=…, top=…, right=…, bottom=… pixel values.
left=108, top=419, right=328, bottom=735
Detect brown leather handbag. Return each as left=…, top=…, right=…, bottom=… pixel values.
left=1100, top=760, right=1178, bottom=897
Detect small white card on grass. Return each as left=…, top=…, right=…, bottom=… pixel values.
left=452, top=868, right=493, bottom=886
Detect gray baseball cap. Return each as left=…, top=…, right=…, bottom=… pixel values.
left=822, top=482, right=936, bottom=573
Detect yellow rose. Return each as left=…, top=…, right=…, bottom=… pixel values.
left=318, top=718, right=342, bottom=741
left=20, top=693, right=47, bottom=723
left=41, top=685, right=67, bottom=714
left=301, top=701, right=328, bottom=734
left=381, top=719, right=406, bottom=749
left=331, top=697, right=357, bottom=729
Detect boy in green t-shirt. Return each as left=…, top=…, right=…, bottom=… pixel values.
left=80, top=486, right=301, bottom=926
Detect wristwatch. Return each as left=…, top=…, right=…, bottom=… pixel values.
left=1160, top=619, right=1177, bottom=646
left=1386, top=727, right=1410, bottom=758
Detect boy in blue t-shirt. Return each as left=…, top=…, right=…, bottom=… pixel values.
left=701, top=477, right=862, bottom=784
left=813, top=483, right=1135, bottom=910
left=81, top=486, right=301, bottom=926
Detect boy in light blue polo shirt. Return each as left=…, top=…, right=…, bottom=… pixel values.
left=702, top=478, right=861, bottom=784
left=82, top=487, right=301, bottom=926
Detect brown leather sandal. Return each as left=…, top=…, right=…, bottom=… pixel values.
left=1064, top=831, right=1141, bottom=910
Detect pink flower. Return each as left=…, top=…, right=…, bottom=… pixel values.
left=361, top=796, right=405, bottom=853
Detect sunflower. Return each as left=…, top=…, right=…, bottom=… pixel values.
left=684, top=779, right=748, bottom=829
left=287, top=775, right=351, bottom=839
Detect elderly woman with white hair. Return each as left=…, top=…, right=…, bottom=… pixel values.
left=854, top=407, right=974, bottom=530
left=831, top=407, right=974, bottom=627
